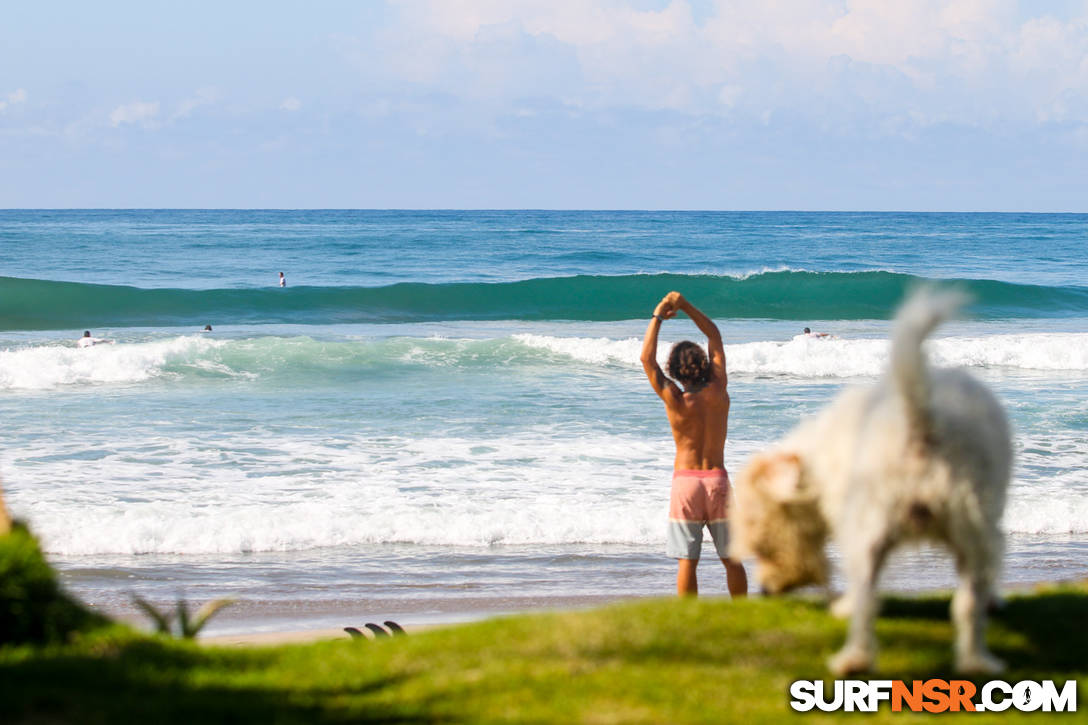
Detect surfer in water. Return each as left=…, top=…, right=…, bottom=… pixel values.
left=279, top=271, right=286, bottom=288
left=801, top=326, right=838, bottom=340
left=641, top=291, right=747, bottom=598
left=77, top=331, right=113, bottom=348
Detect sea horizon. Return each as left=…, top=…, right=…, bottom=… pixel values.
left=5, top=208, right=1088, bottom=214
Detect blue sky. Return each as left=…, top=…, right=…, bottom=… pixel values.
left=2, top=0, right=1087, bottom=210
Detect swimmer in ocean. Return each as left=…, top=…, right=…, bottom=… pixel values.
left=77, top=330, right=113, bottom=347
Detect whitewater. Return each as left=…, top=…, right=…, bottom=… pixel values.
left=3, top=329, right=1088, bottom=391
left=1, top=210, right=1085, bottom=633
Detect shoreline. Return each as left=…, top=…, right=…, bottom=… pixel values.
left=192, top=577, right=1087, bottom=647
left=66, top=535, right=1088, bottom=646
left=165, top=593, right=655, bottom=644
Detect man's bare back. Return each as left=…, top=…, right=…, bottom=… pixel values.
left=665, top=382, right=730, bottom=471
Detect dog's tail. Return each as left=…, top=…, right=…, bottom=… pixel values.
left=889, top=287, right=967, bottom=436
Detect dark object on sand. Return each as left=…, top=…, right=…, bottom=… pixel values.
left=344, top=621, right=406, bottom=639
left=365, top=623, right=390, bottom=637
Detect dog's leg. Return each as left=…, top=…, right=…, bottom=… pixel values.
left=828, top=584, right=849, bottom=617
left=829, top=534, right=889, bottom=676
left=951, top=527, right=1005, bottom=674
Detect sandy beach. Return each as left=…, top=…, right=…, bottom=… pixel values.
left=177, top=593, right=651, bottom=645
left=201, top=627, right=362, bottom=647
left=193, top=575, right=1088, bottom=648
left=79, top=534, right=1086, bottom=650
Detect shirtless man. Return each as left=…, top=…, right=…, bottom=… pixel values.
left=641, top=291, right=747, bottom=597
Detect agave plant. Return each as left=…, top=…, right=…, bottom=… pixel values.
left=131, top=593, right=234, bottom=639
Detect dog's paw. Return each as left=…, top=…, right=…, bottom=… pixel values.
left=828, top=646, right=874, bottom=676
left=957, top=650, right=1005, bottom=675
left=830, top=595, right=852, bottom=619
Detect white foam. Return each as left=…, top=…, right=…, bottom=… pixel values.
left=4, top=331, right=1084, bottom=391
left=0, top=336, right=228, bottom=390
left=5, top=424, right=1083, bottom=556
left=6, top=431, right=676, bottom=554
left=728, top=264, right=819, bottom=280
left=515, top=332, right=1088, bottom=377
left=1003, top=436, right=1088, bottom=534
left=1004, top=493, right=1088, bottom=534
left=513, top=333, right=641, bottom=366
left=929, top=334, right=1088, bottom=372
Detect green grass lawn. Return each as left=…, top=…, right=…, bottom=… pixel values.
left=2, top=526, right=1085, bottom=723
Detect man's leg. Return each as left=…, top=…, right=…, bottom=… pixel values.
left=720, top=557, right=748, bottom=598
left=677, top=558, right=698, bottom=596
left=668, top=518, right=701, bottom=596
left=707, top=519, right=746, bottom=597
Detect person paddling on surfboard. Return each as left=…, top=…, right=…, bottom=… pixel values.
left=77, top=330, right=113, bottom=348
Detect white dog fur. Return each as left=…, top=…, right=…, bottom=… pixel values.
left=730, top=289, right=1011, bottom=675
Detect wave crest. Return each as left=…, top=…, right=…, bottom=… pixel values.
left=3, top=270, right=1087, bottom=330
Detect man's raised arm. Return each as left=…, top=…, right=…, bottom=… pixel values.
left=674, top=293, right=726, bottom=385
left=641, top=294, right=681, bottom=402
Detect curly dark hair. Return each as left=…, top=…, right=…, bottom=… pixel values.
left=667, top=340, right=710, bottom=387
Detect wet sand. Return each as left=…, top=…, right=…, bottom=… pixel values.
left=182, top=593, right=649, bottom=645
left=191, top=577, right=1087, bottom=648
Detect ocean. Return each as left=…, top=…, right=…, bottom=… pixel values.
left=1, top=210, right=1085, bottom=635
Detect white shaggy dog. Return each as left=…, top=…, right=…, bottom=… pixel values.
left=730, top=290, right=1011, bottom=675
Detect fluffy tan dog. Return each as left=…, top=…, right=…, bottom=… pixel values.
left=730, top=289, right=1011, bottom=675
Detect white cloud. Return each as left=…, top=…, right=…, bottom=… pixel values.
left=355, top=0, right=1088, bottom=130
left=280, top=97, right=302, bottom=111
left=173, top=87, right=220, bottom=120
left=110, top=100, right=160, bottom=127
left=0, top=88, right=27, bottom=112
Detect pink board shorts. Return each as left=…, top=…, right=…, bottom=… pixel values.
left=666, top=469, right=731, bottom=560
